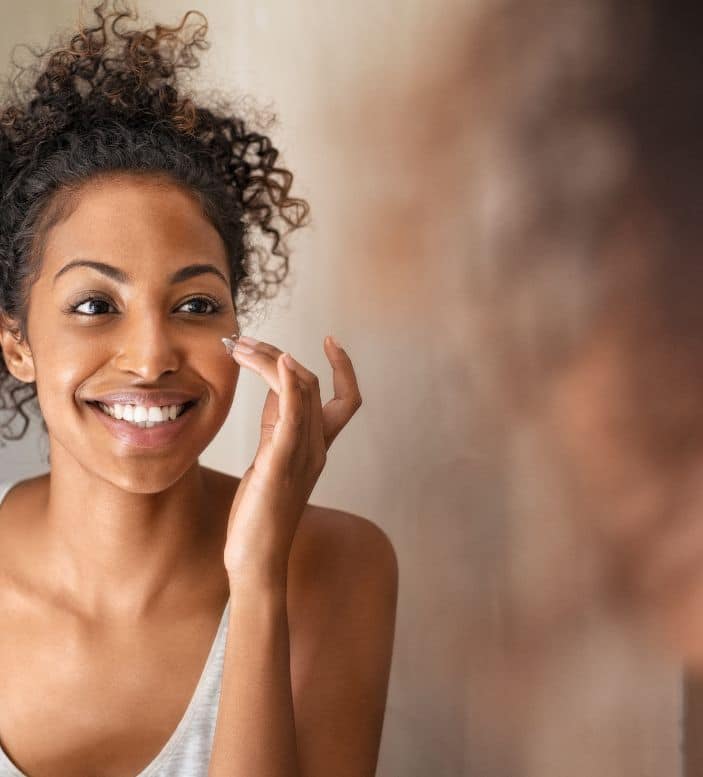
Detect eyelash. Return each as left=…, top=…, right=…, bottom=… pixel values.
left=66, top=295, right=224, bottom=317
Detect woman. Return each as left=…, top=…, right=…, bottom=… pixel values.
left=463, top=0, right=702, bottom=670
left=0, top=3, right=398, bottom=776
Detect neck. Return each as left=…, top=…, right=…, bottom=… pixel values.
left=32, top=449, right=224, bottom=621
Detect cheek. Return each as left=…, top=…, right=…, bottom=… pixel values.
left=32, top=340, right=95, bottom=408
left=197, top=337, right=240, bottom=395
left=206, top=354, right=239, bottom=412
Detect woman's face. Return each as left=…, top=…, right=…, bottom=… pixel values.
left=14, top=173, right=240, bottom=490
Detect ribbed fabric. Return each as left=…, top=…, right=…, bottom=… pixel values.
left=0, top=479, right=230, bottom=777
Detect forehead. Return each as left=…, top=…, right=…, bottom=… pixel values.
left=40, top=173, right=228, bottom=276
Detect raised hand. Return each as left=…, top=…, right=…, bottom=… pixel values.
left=219, top=334, right=362, bottom=586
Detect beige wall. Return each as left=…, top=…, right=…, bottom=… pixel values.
left=0, top=1, right=684, bottom=774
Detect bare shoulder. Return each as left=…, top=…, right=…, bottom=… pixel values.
left=0, top=472, right=48, bottom=516
left=295, top=502, right=396, bottom=572
left=0, top=473, right=48, bottom=552
left=288, top=501, right=399, bottom=620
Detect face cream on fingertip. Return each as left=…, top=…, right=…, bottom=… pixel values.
left=221, top=337, right=237, bottom=355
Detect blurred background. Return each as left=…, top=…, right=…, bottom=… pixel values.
left=0, top=1, right=688, bottom=775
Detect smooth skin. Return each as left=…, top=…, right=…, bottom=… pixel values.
left=0, top=172, right=398, bottom=777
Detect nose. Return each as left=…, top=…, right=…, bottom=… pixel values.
left=113, top=310, right=181, bottom=380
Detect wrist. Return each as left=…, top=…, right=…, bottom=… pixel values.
left=226, top=560, right=289, bottom=596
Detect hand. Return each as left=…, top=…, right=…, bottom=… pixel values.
left=220, top=334, right=362, bottom=585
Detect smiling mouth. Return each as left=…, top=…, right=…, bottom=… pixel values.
left=85, top=399, right=198, bottom=427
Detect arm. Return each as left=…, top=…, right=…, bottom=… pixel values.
left=207, top=574, right=301, bottom=777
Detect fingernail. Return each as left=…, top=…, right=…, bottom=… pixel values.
left=221, top=337, right=236, bottom=355
left=330, top=336, right=343, bottom=350
left=283, top=352, right=296, bottom=369
left=238, top=335, right=259, bottom=346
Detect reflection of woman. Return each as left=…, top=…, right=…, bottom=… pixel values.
left=0, top=3, right=398, bottom=776
left=467, top=0, right=702, bottom=666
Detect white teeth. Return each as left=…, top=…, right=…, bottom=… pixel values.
left=96, top=402, right=188, bottom=427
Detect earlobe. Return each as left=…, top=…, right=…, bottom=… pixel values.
left=0, top=318, right=35, bottom=384
left=1, top=348, right=36, bottom=384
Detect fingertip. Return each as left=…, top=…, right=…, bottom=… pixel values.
left=221, top=337, right=236, bottom=356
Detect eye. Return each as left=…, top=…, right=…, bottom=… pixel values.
left=67, top=295, right=224, bottom=316
left=177, top=296, right=223, bottom=315
left=69, top=297, right=115, bottom=316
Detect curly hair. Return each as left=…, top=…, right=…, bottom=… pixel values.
left=0, top=0, right=310, bottom=448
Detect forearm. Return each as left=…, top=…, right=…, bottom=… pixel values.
left=208, top=575, right=301, bottom=777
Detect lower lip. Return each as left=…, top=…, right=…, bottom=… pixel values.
left=86, top=402, right=199, bottom=449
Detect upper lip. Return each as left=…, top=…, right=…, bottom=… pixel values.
left=85, top=390, right=201, bottom=408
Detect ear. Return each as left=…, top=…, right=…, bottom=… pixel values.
left=0, top=312, right=36, bottom=383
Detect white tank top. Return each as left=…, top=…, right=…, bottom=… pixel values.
left=0, top=479, right=230, bottom=777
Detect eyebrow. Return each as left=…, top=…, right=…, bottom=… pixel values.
left=52, top=259, right=229, bottom=288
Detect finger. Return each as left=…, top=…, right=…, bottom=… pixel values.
left=321, top=336, right=363, bottom=447
left=226, top=336, right=308, bottom=396
left=256, top=388, right=280, bottom=453
left=271, top=352, right=306, bottom=471
left=227, top=334, right=347, bottom=456
left=282, top=352, right=326, bottom=470
left=245, top=339, right=347, bottom=456
left=281, top=353, right=310, bottom=461
left=226, top=340, right=283, bottom=394
left=237, top=336, right=320, bottom=395
left=237, top=335, right=282, bottom=360
left=228, top=338, right=321, bottom=448
left=306, top=362, right=326, bottom=466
